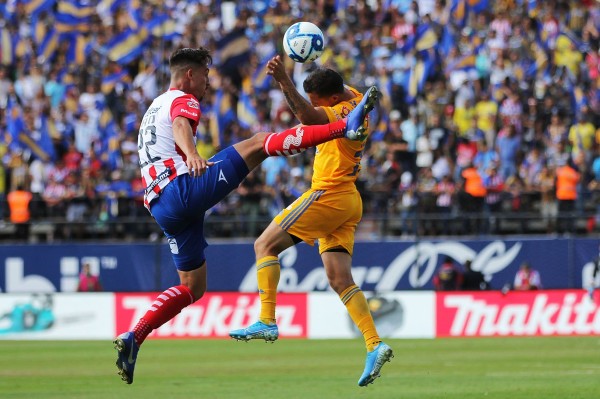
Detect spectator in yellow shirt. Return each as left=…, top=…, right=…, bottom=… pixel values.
left=453, top=98, right=476, bottom=137
left=568, top=115, right=596, bottom=159
left=474, top=91, right=498, bottom=145
left=554, top=35, right=583, bottom=77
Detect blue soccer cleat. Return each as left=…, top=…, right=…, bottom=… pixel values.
left=114, top=331, right=139, bottom=384
left=344, top=85, right=380, bottom=141
left=229, top=321, right=279, bottom=342
left=358, top=342, right=394, bottom=387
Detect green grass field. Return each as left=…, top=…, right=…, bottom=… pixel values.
left=1, top=337, right=599, bottom=399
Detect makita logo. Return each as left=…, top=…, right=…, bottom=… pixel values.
left=440, top=292, right=600, bottom=337
left=118, top=294, right=306, bottom=338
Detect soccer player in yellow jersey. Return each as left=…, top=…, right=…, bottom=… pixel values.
left=230, top=56, right=393, bottom=387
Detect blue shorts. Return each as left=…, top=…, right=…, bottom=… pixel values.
left=150, top=146, right=249, bottom=271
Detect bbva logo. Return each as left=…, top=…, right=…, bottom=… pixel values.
left=0, top=257, right=106, bottom=293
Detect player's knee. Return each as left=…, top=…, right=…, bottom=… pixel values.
left=250, top=132, right=268, bottom=151
left=254, top=235, right=270, bottom=257
left=329, top=278, right=354, bottom=295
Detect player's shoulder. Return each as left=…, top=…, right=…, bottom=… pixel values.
left=343, top=85, right=363, bottom=105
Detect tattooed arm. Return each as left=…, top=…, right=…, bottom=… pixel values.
left=266, top=56, right=329, bottom=125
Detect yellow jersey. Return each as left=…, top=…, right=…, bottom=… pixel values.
left=312, top=85, right=366, bottom=191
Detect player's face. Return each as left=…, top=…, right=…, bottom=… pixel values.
left=189, top=65, right=210, bottom=101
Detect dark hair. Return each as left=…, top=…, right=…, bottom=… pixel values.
left=169, top=47, right=212, bottom=72
left=303, top=67, right=344, bottom=97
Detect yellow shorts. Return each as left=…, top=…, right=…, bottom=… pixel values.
left=274, top=187, right=362, bottom=255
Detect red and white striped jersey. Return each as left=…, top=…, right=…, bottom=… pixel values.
left=139, top=89, right=201, bottom=209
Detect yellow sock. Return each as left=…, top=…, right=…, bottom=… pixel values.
left=256, top=255, right=280, bottom=325
left=340, top=284, right=381, bottom=352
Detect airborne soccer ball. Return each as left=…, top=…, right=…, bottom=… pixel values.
left=282, top=22, right=325, bottom=63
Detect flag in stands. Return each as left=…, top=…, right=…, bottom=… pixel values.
left=237, top=79, right=258, bottom=129
left=127, top=0, right=143, bottom=30
left=147, top=15, right=181, bottom=41
left=377, top=73, right=393, bottom=112
left=99, top=107, right=122, bottom=169
left=444, top=52, right=477, bottom=75
left=24, top=0, right=56, bottom=16
left=55, top=0, right=95, bottom=33
left=252, top=49, right=275, bottom=92
left=438, top=25, right=455, bottom=57
left=32, top=13, right=47, bottom=46
left=64, top=33, right=91, bottom=66
left=0, top=24, right=14, bottom=65
left=37, top=27, right=60, bottom=63
left=414, top=24, right=438, bottom=52
left=209, top=89, right=236, bottom=148
left=216, top=28, right=251, bottom=82
left=403, top=52, right=434, bottom=104
left=468, top=0, right=488, bottom=14
left=0, top=0, right=17, bottom=20
left=527, top=39, right=549, bottom=77
left=450, top=0, right=468, bottom=28
left=101, top=69, right=130, bottom=94
left=105, top=28, right=150, bottom=65
left=7, top=106, right=55, bottom=162
left=98, top=0, right=127, bottom=14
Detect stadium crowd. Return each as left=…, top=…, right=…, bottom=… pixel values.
left=1, top=0, right=599, bottom=240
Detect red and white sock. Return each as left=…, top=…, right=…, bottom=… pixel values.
left=132, top=285, right=195, bottom=346
left=263, top=119, right=346, bottom=156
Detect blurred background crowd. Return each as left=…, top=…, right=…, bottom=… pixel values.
left=1, top=0, right=599, bottom=241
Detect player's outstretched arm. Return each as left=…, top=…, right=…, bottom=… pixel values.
left=266, top=55, right=328, bottom=125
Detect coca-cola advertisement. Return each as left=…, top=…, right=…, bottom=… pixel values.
left=1, top=238, right=598, bottom=292
left=436, top=290, right=600, bottom=337
left=115, top=293, right=308, bottom=338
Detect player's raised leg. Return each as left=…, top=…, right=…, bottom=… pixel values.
left=261, top=85, right=380, bottom=156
